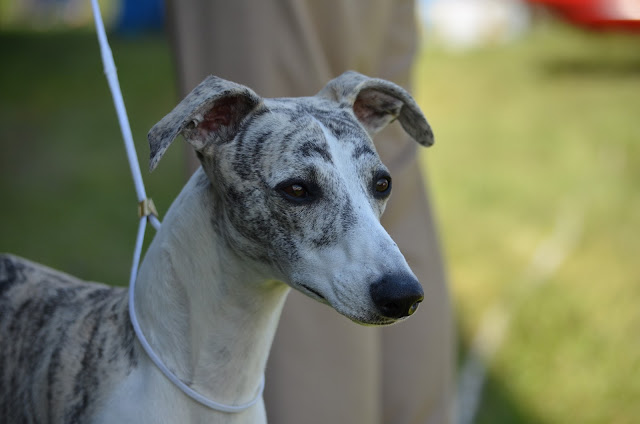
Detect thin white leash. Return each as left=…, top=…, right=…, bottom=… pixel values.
left=90, top=0, right=264, bottom=413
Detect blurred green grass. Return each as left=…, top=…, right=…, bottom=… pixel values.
left=416, top=23, right=640, bottom=424
left=0, top=22, right=639, bottom=424
left=0, top=30, right=183, bottom=284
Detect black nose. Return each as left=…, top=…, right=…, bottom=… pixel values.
left=370, top=274, right=424, bottom=319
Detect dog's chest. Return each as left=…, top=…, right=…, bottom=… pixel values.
left=93, top=366, right=267, bottom=424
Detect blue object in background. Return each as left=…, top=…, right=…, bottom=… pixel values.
left=115, top=0, right=165, bottom=34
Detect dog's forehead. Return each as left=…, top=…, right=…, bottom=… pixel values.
left=247, top=97, right=378, bottom=159
left=270, top=96, right=363, bottom=136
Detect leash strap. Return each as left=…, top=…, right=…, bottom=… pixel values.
left=90, top=0, right=264, bottom=413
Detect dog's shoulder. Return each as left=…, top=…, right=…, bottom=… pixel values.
left=0, top=254, right=137, bottom=423
left=2, top=253, right=79, bottom=289
left=0, top=253, right=117, bottom=304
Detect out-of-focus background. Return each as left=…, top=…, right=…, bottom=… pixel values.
left=0, top=1, right=638, bottom=423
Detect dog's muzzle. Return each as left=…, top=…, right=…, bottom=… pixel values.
left=370, top=274, right=424, bottom=319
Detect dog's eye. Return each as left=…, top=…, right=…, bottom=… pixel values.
left=375, top=178, right=390, bottom=193
left=276, top=180, right=316, bottom=204
left=373, top=174, right=392, bottom=198
left=282, top=184, right=308, bottom=198
left=276, top=178, right=321, bottom=205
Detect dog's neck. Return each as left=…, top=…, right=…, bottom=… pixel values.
left=134, top=168, right=290, bottom=409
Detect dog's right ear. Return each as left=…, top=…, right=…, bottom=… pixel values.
left=317, top=71, right=433, bottom=147
left=148, top=76, right=263, bottom=171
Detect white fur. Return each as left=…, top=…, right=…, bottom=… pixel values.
left=94, top=170, right=286, bottom=423
left=94, top=121, right=415, bottom=423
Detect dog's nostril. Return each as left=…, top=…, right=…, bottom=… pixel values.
left=407, top=298, right=422, bottom=316
left=370, top=274, right=424, bottom=319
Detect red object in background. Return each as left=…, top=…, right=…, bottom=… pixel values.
left=528, top=0, right=640, bottom=30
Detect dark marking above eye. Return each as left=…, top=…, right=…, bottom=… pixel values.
left=233, top=128, right=273, bottom=179
left=352, top=144, right=376, bottom=160
left=300, top=141, right=333, bottom=163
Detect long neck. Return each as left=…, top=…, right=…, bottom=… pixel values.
left=134, top=168, right=289, bottom=406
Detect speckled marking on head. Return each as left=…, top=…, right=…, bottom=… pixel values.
left=194, top=96, right=393, bottom=276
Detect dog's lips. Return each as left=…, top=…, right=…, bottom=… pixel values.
left=299, top=283, right=328, bottom=302
left=296, top=283, right=401, bottom=326
left=348, top=315, right=399, bottom=327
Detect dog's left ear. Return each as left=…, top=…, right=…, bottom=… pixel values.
left=148, top=75, right=263, bottom=171
left=317, top=71, right=434, bottom=146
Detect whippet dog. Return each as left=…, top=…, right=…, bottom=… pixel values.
left=0, top=71, right=434, bottom=423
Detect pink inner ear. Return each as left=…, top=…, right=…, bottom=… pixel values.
left=353, top=90, right=403, bottom=134
left=190, top=94, right=259, bottom=147
left=198, top=102, right=234, bottom=133
left=353, top=100, right=375, bottom=122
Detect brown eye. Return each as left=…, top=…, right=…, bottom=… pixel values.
left=277, top=179, right=319, bottom=204
left=373, top=173, right=392, bottom=198
left=283, top=184, right=308, bottom=198
left=375, top=178, right=390, bottom=193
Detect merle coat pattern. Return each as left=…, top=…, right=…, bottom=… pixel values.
left=0, top=71, right=434, bottom=423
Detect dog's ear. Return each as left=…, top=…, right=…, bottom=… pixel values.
left=317, top=71, right=433, bottom=146
left=148, top=75, right=263, bottom=171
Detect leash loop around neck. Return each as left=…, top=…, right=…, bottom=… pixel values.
left=127, top=218, right=265, bottom=412
left=90, top=0, right=264, bottom=413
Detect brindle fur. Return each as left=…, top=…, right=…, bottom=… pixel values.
left=0, top=71, right=433, bottom=423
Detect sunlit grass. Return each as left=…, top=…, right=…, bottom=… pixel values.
left=415, top=22, right=640, bottom=423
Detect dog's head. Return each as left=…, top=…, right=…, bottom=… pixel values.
left=148, top=71, right=434, bottom=325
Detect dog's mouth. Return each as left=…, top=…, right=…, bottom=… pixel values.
left=298, top=284, right=401, bottom=326
left=299, top=284, right=327, bottom=302
left=347, top=315, right=400, bottom=327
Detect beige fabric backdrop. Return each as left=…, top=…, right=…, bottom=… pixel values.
left=166, top=1, right=455, bottom=422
